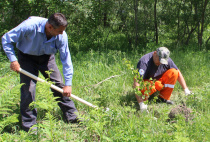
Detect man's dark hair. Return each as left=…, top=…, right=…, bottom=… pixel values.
left=48, top=13, right=68, bottom=29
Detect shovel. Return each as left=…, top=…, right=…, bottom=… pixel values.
left=18, top=68, right=98, bottom=109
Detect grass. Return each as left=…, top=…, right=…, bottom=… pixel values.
left=0, top=48, right=209, bottom=141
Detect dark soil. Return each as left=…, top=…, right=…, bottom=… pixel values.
left=168, top=104, right=193, bottom=122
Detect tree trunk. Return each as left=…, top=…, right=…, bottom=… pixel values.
left=134, top=0, right=138, bottom=47
left=206, top=36, right=210, bottom=45
left=199, top=0, right=208, bottom=47
left=103, top=0, right=108, bottom=27
left=98, top=0, right=101, bottom=25
left=185, top=27, right=196, bottom=45
left=177, top=3, right=181, bottom=43
left=154, top=0, right=158, bottom=44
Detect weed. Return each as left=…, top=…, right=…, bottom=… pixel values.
left=0, top=49, right=209, bottom=141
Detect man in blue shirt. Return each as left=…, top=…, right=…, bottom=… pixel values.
left=133, top=47, right=192, bottom=112
left=2, top=13, right=80, bottom=132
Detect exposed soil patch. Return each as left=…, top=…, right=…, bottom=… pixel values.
left=168, top=104, right=194, bottom=123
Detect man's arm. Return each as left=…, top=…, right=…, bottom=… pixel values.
left=58, top=32, right=73, bottom=97
left=177, top=70, right=187, bottom=89
left=2, top=21, right=27, bottom=72
left=177, top=70, right=192, bottom=95
left=133, top=77, right=140, bottom=88
left=133, top=78, right=145, bottom=103
left=58, top=32, right=73, bottom=86
left=2, top=20, right=28, bottom=62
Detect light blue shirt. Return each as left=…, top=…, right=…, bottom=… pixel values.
left=2, top=16, right=73, bottom=86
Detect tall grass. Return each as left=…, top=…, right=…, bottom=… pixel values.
left=0, top=49, right=209, bottom=141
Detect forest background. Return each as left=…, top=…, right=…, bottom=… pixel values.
left=0, top=0, right=210, bottom=141
left=0, top=0, right=210, bottom=52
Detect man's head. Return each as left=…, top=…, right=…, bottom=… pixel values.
left=48, top=13, right=68, bottom=28
left=153, top=47, right=170, bottom=66
left=45, top=13, right=68, bottom=37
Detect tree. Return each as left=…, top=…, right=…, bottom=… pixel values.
left=198, top=0, right=208, bottom=47
left=154, top=0, right=158, bottom=44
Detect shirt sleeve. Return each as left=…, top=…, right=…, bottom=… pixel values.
left=1, top=21, right=27, bottom=62
left=168, top=58, right=178, bottom=70
left=58, top=32, right=73, bottom=86
left=137, top=59, right=147, bottom=78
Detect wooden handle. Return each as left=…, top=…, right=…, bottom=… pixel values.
left=19, top=68, right=98, bottom=108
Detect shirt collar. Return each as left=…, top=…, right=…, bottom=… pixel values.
left=37, top=20, right=47, bottom=33
left=38, top=20, right=58, bottom=41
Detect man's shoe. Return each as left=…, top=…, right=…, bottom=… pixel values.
left=68, top=118, right=83, bottom=124
left=165, top=100, right=174, bottom=105
left=148, top=92, right=159, bottom=103
left=157, top=97, right=174, bottom=105
left=28, top=127, right=38, bottom=135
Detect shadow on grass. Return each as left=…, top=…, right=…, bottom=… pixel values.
left=119, top=91, right=140, bottom=111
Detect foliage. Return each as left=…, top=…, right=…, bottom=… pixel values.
left=1, top=1, right=209, bottom=140
left=28, top=75, right=64, bottom=141
left=123, top=58, right=152, bottom=101
left=0, top=72, right=21, bottom=133
left=0, top=49, right=209, bottom=141
left=1, top=0, right=210, bottom=53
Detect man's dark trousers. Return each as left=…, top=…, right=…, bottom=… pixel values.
left=18, top=51, right=78, bottom=132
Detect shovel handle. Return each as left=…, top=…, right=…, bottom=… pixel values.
left=18, top=68, right=98, bottom=108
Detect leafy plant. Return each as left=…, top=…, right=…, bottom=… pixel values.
left=123, top=58, right=152, bottom=102
left=0, top=75, right=22, bottom=133
left=0, top=49, right=209, bottom=141
left=29, top=75, right=61, bottom=141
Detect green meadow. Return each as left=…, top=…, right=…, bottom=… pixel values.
left=0, top=47, right=209, bottom=141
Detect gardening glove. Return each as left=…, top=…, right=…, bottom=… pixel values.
left=184, top=88, right=193, bottom=96
left=155, top=81, right=164, bottom=91
left=139, top=102, right=148, bottom=112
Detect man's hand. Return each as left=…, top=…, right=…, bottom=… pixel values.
left=133, top=79, right=140, bottom=88
left=155, top=80, right=164, bottom=91
left=10, top=61, right=20, bottom=73
left=184, top=88, right=193, bottom=96
left=63, top=86, right=72, bottom=97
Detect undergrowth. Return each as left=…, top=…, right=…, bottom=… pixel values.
left=0, top=49, right=209, bottom=141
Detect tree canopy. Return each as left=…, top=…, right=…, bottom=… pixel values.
left=0, top=0, right=209, bottom=52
